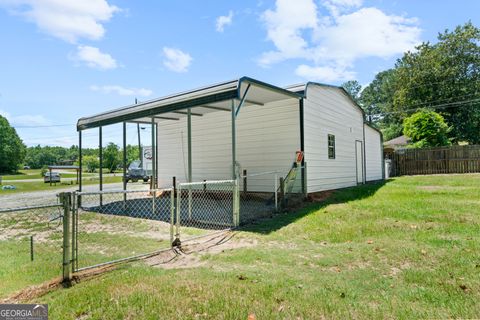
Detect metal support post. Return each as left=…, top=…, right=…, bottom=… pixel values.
left=61, top=192, right=72, bottom=283
left=187, top=109, right=192, bottom=220
left=231, top=100, right=237, bottom=180
left=99, top=126, right=103, bottom=206
left=122, top=122, right=127, bottom=207
left=151, top=118, right=156, bottom=189
left=280, top=177, right=285, bottom=210
left=79, top=131, right=82, bottom=192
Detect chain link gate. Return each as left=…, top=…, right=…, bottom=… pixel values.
left=175, top=180, right=239, bottom=242
left=0, top=192, right=73, bottom=289
left=71, top=188, right=175, bottom=272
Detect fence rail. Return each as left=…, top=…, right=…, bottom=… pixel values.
left=392, top=145, right=480, bottom=176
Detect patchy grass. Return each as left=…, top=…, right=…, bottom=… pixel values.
left=5, top=174, right=480, bottom=319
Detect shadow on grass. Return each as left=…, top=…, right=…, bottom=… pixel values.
left=240, top=180, right=391, bottom=235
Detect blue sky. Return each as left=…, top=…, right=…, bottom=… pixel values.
left=0, top=0, right=478, bottom=147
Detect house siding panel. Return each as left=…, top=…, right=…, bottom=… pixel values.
left=364, top=125, right=383, bottom=181
left=156, top=99, right=300, bottom=191
left=303, top=85, right=365, bottom=192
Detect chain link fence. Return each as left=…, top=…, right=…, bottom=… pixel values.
left=239, top=165, right=306, bottom=224
left=175, top=180, right=237, bottom=242
left=73, top=189, right=174, bottom=272
left=0, top=164, right=308, bottom=288
left=0, top=196, right=66, bottom=294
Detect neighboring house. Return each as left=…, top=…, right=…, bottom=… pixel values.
left=383, top=135, right=410, bottom=159
left=77, top=77, right=384, bottom=195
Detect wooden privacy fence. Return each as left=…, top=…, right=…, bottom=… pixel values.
left=392, top=145, right=480, bottom=176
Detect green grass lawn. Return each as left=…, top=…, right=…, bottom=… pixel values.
left=3, top=174, right=480, bottom=319
left=0, top=176, right=123, bottom=193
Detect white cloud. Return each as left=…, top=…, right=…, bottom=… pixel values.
left=260, top=0, right=421, bottom=82
left=260, top=0, right=318, bottom=64
left=74, top=45, right=117, bottom=70
left=0, top=0, right=120, bottom=43
left=90, top=85, right=153, bottom=97
left=216, top=10, right=234, bottom=32
left=0, top=109, right=50, bottom=126
left=162, top=47, right=192, bottom=73
left=295, top=64, right=355, bottom=82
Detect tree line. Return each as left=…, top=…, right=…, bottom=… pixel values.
left=0, top=115, right=141, bottom=174
left=342, top=22, right=480, bottom=147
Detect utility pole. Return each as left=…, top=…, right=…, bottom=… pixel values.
left=135, top=98, right=142, bottom=164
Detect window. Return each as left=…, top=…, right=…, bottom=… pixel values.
left=328, top=134, right=336, bottom=159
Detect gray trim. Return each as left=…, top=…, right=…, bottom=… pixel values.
left=201, top=105, right=230, bottom=112
left=77, top=76, right=301, bottom=130
left=154, top=116, right=180, bottom=121
left=78, top=90, right=237, bottom=130
left=174, top=110, right=203, bottom=117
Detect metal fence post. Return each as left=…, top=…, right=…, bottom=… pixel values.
left=233, top=179, right=240, bottom=226
left=152, top=190, right=156, bottom=215
left=274, top=173, right=278, bottom=212
left=170, top=188, right=175, bottom=246
left=303, top=162, right=308, bottom=200
left=71, top=192, right=77, bottom=274
left=280, top=177, right=285, bottom=210
left=61, top=192, right=72, bottom=283
left=176, top=184, right=181, bottom=242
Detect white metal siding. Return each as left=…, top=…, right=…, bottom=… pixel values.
left=303, top=85, right=365, bottom=192
left=364, top=125, right=383, bottom=181
left=156, top=99, right=300, bottom=191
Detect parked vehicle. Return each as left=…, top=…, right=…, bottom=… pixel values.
left=125, top=160, right=150, bottom=183
left=23, top=165, right=30, bottom=170
left=44, top=172, right=61, bottom=183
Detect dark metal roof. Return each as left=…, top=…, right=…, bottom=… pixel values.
left=77, top=77, right=301, bottom=131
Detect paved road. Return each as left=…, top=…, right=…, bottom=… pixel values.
left=2, top=173, right=121, bottom=183
left=0, top=182, right=149, bottom=210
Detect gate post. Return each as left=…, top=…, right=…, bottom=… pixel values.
left=233, top=179, right=240, bottom=227
left=61, top=192, right=72, bottom=284
left=170, top=188, right=175, bottom=246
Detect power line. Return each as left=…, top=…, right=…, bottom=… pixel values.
left=369, top=98, right=480, bottom=117
left=13, top=124, right=74, bottom=128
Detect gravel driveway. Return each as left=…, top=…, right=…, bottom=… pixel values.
left=0, top=183, right=149, bottom=210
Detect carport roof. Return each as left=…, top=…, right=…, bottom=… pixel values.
left=77, top=76, right=301, bottom=131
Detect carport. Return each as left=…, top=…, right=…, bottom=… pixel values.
left=76, top=77, right=302, bottom=194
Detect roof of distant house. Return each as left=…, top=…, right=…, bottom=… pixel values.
left=384, top=135, right=409, bottom=146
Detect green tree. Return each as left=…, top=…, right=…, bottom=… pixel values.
left=0, top=115, right=26, bottom=173
left=393, top=22, right=480, bottom=143
left=103, top=143, right=121, bottom=173
left=403, top=110, right=451, bottom=147
left=342, top=80, right=362, bottom=104
left=83, top=155, right=99, bottom=173
left=126, top=145, right=140, bottom=165
left=360, top=69, right=399, bottom=123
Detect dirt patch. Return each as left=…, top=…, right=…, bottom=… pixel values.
left=1, top=265, right=117, bottom=303
left=145, top=231, right=257, bottom=269
left=307, top=190, right=334, bottom=203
